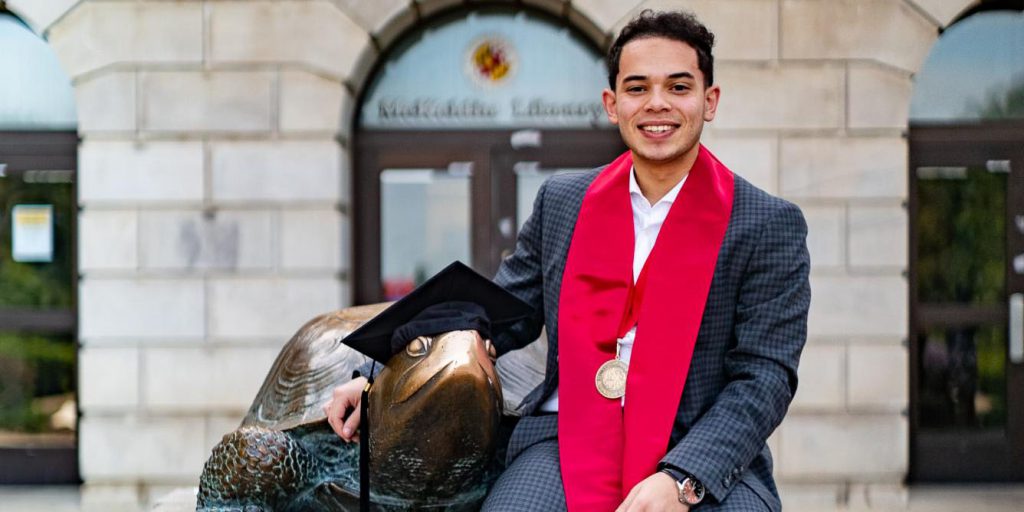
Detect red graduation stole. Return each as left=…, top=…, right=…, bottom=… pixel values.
left=557, top=146, right=734, bottom=510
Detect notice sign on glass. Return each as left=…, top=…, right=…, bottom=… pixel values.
left=12, top=204, right=54, bottom=263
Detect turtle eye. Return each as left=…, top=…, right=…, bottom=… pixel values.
left=406, top=336, right=430, bottom=357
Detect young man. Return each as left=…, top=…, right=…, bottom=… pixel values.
left=328, top=10, right=809, bottom=512
left=478, top=10, right=810, bottom=512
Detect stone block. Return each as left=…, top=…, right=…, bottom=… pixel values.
left=616, top=0, right=778, bottom=60
left=522, top=0, right=570, bottom=16
left=808, top=276, right=907, bottom=338
left=573, top=0, right=644, bottom=36
left=142, top=346, right=279, bottom=410
left=781, top=0, right=937, bottom=72
left=801, top=205, right=845, bottom=268
left=849, top=205, right=908, bottom=268
left=7, top=0, right=77, bottom=34
left=79, top=278, right=205, bottom=340
left=209, top=1, right=370, bottom=82
left=208, top=277, right=343, bottom=339
left=141, top=71, right=273, bottom=133
left=335, top=0, right=415, bottom=49
left=75, top=71, right=135, bottom=133
left=780, top=137, right=907, bottom=200
left=703, top=136, right=776, bottom=194
left=848, top=483, right=909, bottom=511
left=280, top=70, right=345, bottom=133
left=47, top=1, right=202, bottom=78
left=790, top=344, right=845, bottom=411
left=210, top=140, right=341, bottom=203
left=79, top=347, right=139, bottom=409
left=280, top=209, right=344, bottom=270
left=79, top=141, right=204, bottom=204
left=568, top=7, right=612, bottom=49
left=416, top=0, right=465, bottom=18
left=138, top=210, right=273, bottom=271
left=206, top=415, right=246, bottom=454
left=715, top=64, right=845, bottom=130
left=778, top=413, right=907, bottom=478
left=78, top=210, right=137, bottom=271
left=778, top=483, right=844, bottom=512
left=848, top=64, right=914, bottom=130
left=848, top=344, right=908, bottom=410
left=80, top=483, right=143, bottom=512
left=337, top=94, right=356, bottom=147
left=149, top=487, right=197, bottom=512
left=910, top=0, right=973, bottom=27
left=79, top=415, right=206, bottom=480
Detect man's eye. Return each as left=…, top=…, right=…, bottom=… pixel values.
left=626, top=86, right=645, bottom=93
left=671, top=84, right=690, bottom=92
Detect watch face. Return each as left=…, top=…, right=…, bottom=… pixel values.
left=681, top=478, right=705, bottom=505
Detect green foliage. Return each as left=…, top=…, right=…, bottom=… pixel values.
left=970, top=75, right=1024, bottom=120
left=916, top=168, right=1005, bottom=304
left=0, top=334, right=75, bottom=433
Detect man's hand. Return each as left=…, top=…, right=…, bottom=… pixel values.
left=323, top=376, right=367, bottom=443
left=616, top=472, right=689, bottom=512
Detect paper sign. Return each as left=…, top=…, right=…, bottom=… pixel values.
left=12, top=204, right=54, bottom=263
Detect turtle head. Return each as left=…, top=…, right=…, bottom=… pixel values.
left=366, top=329, right=502, bottom=499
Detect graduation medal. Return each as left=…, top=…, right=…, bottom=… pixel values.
left=595, top=358, right=627, bottom=399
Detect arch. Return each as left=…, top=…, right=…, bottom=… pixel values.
left=344, top=0, right=614, bottom=136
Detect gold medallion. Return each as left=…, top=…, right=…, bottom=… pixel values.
left=595, top=359, right=628, bottom=399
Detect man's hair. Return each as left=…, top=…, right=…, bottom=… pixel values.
left=606, top=10, right=715, bottom=90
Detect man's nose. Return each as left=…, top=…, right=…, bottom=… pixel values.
left=644, top=87, right=671, bottom=111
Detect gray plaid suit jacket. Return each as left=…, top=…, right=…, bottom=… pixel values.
left=491, top=166, right=810, bottom=510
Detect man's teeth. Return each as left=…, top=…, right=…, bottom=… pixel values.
left=642, top=125, right=673, bottom=133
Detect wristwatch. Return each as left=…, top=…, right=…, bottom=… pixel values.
left=659, top=466, right=706, bottom=506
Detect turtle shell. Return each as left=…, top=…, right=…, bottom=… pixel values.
left=241, top=303, right=391, bottom=431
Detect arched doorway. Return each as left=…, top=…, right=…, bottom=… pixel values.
left=908, top=5, right=1024, bottom=481
left=0, top=7, right=79, bottom=484
left=352, top=7, right=625, bottom=304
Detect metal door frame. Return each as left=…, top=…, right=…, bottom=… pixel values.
left=908, top=121, right=1024, bottom=482
left=0, top=130, right=80, bottom=484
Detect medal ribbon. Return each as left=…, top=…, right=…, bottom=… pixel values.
left=557, top=146, right=734, bottom=511
left=617, top=266, right=649, bottom=340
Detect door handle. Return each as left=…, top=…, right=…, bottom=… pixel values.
left=1011, top=293, right=1024, bottom=364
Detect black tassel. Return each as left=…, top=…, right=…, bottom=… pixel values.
left=359, top=367, right=374, bottom=512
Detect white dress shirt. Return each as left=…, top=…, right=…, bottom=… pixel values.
left=538, top=168, right=687, bottom=412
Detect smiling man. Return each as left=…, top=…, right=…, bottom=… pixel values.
left=326, top=9, right=809, bottom=512
left=480, top=10, right=811, bottom=512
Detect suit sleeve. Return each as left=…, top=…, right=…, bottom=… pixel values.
left=660, top=201, right=811, bottom=502
left=491, top=180, right=548, bottom=356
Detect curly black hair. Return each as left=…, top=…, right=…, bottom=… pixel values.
left=606, top=10, right=715, bottom=90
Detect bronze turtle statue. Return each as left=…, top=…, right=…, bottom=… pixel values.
left=196, top=303, right=511, bottom=511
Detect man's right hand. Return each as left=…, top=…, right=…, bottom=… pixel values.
left=323, top=376, right=367, bottom=443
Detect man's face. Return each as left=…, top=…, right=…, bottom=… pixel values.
left=602, top=37, right=720, bottom=171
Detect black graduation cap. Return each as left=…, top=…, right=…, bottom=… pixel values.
left=343, top=260, right=535, bottom=364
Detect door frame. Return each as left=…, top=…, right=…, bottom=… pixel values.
left=352, top=129, right=624, bottom=304
left=908, top=121, right=1024, bottom=482
left=0, top=130, right=80, bottom=484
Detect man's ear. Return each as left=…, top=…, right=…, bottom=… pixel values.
left=602, top=88, right=619, bottom=125
left=703, top=84, right=721, bottom=122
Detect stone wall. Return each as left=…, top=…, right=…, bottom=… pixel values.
left=7, top=0, right=979, bottom=509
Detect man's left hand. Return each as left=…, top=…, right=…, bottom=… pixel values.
left=616, top=472, right=689, bottom=512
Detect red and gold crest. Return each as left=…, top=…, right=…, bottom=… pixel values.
left=467, top=37, right=515, bottom=85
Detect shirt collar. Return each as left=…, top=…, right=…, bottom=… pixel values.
left=629, top=166, right=686, bottom=207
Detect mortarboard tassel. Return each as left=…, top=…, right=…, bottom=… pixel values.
left=359, top=363, right=375, bottom=512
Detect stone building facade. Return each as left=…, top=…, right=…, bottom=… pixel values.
left=1, top=0, right=996, bottom=509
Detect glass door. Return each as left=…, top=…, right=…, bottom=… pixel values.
left=0, top=131, right=79, bottom=484
left=910, top=123, right=1024, bottom=481
left=354, top=130, right=624, bottom=304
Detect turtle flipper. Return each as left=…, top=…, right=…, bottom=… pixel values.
left=197, top=426, right=322, bottom=511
